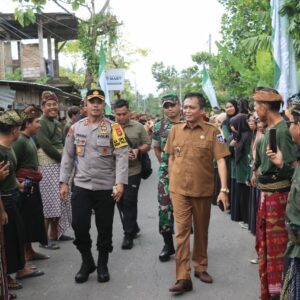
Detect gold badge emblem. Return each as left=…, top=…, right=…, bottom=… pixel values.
left=93, top=90, right=100, bottom=96
left=200, top=135, right=205, bottom=140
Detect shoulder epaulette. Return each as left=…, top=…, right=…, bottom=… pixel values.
left=204, top=121, right=218, bottom=129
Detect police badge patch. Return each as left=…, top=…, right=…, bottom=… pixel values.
left=216, top=133, right=225, bottom=144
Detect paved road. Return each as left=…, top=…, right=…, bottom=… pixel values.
left=17, top=152, right=259, bottom=300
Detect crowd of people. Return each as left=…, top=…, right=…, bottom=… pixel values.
left=0, top=86, right=298, bottom=300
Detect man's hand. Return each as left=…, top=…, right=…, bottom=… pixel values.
left=128, top=149, right=139, bottom=161
left=229, top=139, right=237, bottom=147
left=0, top=161, right=9, bottom=181
left=266, top=147, right=284, bottom=169
left=217, top=192, right=229, bottom=211
left=60, top=183, right=69, bottom=201
left=251, top=171, right=257, bottom=187
left=18, top=181, right=25, bottom=193
left=113, top=184, right=124, bottom=202
left=0, top=210, right=8, bottom=225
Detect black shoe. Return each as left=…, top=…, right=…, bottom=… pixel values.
left=97, top=252, right=110, bottom=283
left=121, top=236, right=133, bottom=250
left=75, top=253, right=96, bottom=283
left=97, top=265, right=110, bottom=282
left=159, top=233, right=175, bottom=262
left=159, top=245, right=175, bottom=262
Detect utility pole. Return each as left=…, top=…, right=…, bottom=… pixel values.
left=208, top=33, right=212, bottom=54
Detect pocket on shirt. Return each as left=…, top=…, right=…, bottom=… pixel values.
left=74, top=138, right=87, bottom=157
left=174, top=144, right=185, bottom=157
left=97, top=138, right=112, bottom=156
left=193, top=141, right=211, bottom=157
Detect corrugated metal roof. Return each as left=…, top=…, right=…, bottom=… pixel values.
left=0, top=85, right=15, bottom=109
left=0, top=80, right=81, bottom=103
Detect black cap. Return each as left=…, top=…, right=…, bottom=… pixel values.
left=86, top=89, right=105, bottom=101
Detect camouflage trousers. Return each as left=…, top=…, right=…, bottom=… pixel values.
left=158, top=168, right=174, bottom=234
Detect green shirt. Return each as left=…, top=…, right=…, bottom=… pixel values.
left=63, top=121, right=72, bottom=144
left=285, top=164, right=300, bottom=259
left=123, top=120, right=150, bottom=177
left=35, top=115, right=64, bottom=163
left=0, top=145, right=17, bottom=192
left=256, top=120, right=296, bottom=179
left=13, top=133, right=39, bottom=170
left=235, top=142, right=251, bottom=183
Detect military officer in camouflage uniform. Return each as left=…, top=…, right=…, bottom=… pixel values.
left=60, top=89, right=128, bottom=284
left=152, top=94, right=182, bottom=262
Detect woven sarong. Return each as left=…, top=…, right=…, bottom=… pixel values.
left=256, top=191, right=289, bottom=300
left=38, top=149, right=72, bottom=238
left=281, top=258, right=300, bottom=300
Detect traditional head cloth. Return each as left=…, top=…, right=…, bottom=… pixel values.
left=23, top=104, right=42, bottom=120
left=0, top=110, right=24, bottom=126
left=253, top=87, right=283, bottom=102
left=290, top=93, right=300, bottom=117
left=41, top=91, right=58, bottom=106
left=229, top=113, right=252, bottom=163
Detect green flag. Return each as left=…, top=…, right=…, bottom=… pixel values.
left=201, top=65, right=219, bottom=108
left=271, top=0, right=298, bottom=108
left=98, top=43, right=111, bottom=114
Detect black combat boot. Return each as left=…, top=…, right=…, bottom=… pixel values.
left=75, top=251, right=96, bottom=283
left=159, top=233, right=175, bottom=262
left=97, top=252, right=110, bottom=283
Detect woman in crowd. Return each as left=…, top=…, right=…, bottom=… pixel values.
left=229, top=113, right=252, bottom=226
left=36, top=91, right=72, bottom=249
left=221, top=100, right=238, bottom=214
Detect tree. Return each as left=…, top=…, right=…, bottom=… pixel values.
left=281, top=0, right=300, bottom=59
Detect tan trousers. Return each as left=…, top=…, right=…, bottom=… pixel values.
left=171, top=192, right=212, bottom=280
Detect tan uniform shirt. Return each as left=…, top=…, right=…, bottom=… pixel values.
left=60, top=117, right=128, bottom=190
left=164, top=120, right=230, bottom=197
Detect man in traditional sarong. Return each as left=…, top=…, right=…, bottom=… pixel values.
left=36, top=91, right=72, bottom=250
left=60, top=89, right=128, bottom=284
left=252, top=87, right=297, bottom=300
left=13, top=105, right=49, bottom=276
left=152, top=94, right=181, bottom=262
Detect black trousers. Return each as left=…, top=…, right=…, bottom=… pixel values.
left=71, top=186, right=115, bottom=254
left=120, top=174, right=141, bottom=238
left=2, top=190, right=25, bottom=274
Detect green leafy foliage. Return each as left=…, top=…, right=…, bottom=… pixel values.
left=4, top=68, right=23, bottom=80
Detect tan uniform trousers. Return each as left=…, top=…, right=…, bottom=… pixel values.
left=171, top=192, right=211, bottom=280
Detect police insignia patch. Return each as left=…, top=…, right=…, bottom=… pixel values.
left=111, top=123, right=128, bottom=149
left=216, top=133, right=225, bottom=144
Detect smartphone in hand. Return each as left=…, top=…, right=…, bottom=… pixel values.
left=269, top=128, right=277, bottom=153
left=218, top=201, right=225, bottom=212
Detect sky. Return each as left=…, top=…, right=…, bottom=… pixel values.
left=2, top=0, right=225, bottom=95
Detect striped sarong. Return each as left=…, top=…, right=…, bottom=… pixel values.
left=256, top=191, right=289, bottom=300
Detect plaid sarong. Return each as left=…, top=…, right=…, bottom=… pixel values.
left=256, top=191, right=289, bottom=300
